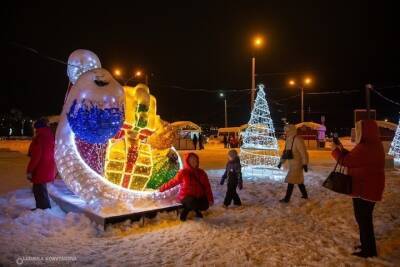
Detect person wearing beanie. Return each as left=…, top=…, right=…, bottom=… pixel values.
left=220, top=149, right=243, bottom=207
left=27, top=118, right=56, bottom=210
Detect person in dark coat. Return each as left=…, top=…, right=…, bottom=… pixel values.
left=160, top=153, right=214, bottom=221
left=220, top=149, right=243, bottom=207
left=223, top=135, right=228, bottom=148
left=331, top=120, right=385, bottom=258
left=198, top=133, right=204, bottom=150
left=192, top=134, right=198, bottom=150
left=27, top=118, right=56, bottom=210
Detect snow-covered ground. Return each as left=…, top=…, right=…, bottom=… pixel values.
left=1, top=141, right=400, bottom=266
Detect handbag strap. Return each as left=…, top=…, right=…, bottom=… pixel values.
left=290, top=135, right=296, bottom=150
left=284, top=135, right=296, bottom=150
left=334, top=153, right=346, bottom=173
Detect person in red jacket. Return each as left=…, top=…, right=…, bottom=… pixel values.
left=160, top=152, right=214, bottom=221
left=331, top=120, right=385, bottom=258
left=27, top=118, right=57, bottom=210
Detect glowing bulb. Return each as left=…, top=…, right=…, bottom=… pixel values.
left=135, top=70, right=142, bottom=77
left=289, top=80, right=296, bottom=86
left=253, top=36, right=263, bottom=47
left=114, top=69, right=122, bottom=77
left=304, top=78, right=312, bottom=85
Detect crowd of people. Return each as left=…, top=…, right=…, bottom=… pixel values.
left=26, top=119, right=385, bottom=258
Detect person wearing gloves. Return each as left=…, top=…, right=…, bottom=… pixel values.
left=27, top=118, right=56, bottom=210
left=220, top=149, right=243, bottom=207
left=331, top=120, right=385, bottom=258
left=160, top=153, right=214, bottom=221
left=278, top=124, right=309, bottom=203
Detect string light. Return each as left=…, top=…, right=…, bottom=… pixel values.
left=67, top=99, right=123, bottom=144
left=67, top=49, right=101, bottom=84
left=240, top=84, right=280, bottom=169
left=389, top=118, right=400, bottom=161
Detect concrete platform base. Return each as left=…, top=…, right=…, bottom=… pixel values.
left=48, top=179, right=182, bottom=229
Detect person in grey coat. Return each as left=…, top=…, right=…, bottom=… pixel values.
left=278, top=124, right=309, bottom=203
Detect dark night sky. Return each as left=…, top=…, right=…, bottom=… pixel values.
left=3, top=1, right=400, bottom=132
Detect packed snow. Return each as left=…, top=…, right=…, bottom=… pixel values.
left=0, top=141, right=400, bottom=266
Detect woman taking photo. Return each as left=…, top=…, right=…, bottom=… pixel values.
left=331, top=120, right=385, bottom=258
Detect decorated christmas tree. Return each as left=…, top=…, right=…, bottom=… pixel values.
left=240, top=84, right=280, bottom=169
left=389, top=118, right=400, bottom=161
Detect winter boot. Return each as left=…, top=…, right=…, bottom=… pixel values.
left=180, top=209, right=190, bottom=221
left=195, top=210, right=203, bottom=218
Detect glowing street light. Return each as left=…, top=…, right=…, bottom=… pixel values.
left=253, top=36, right=263, bottom=48
left=113, top=68, right=149, bottom=85
left=288, top=77, right=313, bottom=122
left=135, top=70, right=142, bottom=77
left=114, top=69, right=122, bottom=77
left=251, top=34, right=265, bottom=111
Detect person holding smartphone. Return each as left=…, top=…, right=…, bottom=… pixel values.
left=331, top=120, right=385, bottom=258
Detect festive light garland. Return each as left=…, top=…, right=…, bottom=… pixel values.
left=240, top=84, right=280, bottom=168
left=389, top=118, right=400, bottom=160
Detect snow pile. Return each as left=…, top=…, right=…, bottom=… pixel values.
left=1, top=162, right=400, bottom=266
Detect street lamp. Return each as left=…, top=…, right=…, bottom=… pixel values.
left=220, top=92, right=228, bottom=127
left=114, top=69, right=122, bottom=77
left=113, top=68, right=149, bottom=85
left=251, top=35, right=264, bottom=110
left=288, top=77, right=312, bottom=122
left=135, top=69, right=149, bottom=85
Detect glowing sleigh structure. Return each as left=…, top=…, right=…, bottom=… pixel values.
left=51, top=51, right=183, bottom=225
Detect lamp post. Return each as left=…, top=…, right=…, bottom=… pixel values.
left=113, top=68, right=149, bottom=86
left=220, top=92, right=228, bottom=127
left=365, top=84, right=373, bottom=119
left=289, top=77, right=312, bottom=123
left=251, top=35, right=264, bottom=110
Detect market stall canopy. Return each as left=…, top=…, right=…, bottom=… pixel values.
left=170, top=121, right=202, bottom=131
left=295, top=122, right=326, bottom=132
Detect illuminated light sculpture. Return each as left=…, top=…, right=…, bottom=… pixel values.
left=240, top=84, right=280, bottom=169
left=389, top=118, right=400, bottom=162
left=67, top=49, right=101, bottom=85
left=104, top=84, right=180, bottom=191
left=55, top=65, right=181, bottom=205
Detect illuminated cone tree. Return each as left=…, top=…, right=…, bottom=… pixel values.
left=240, top=84, right=280, bottom=168
left=389, top=118, right=400, bottom=161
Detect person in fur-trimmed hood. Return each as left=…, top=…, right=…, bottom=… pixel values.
left=220, top=149, right=243, bottom=207
left=278, top=124, right=309, bottom=203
